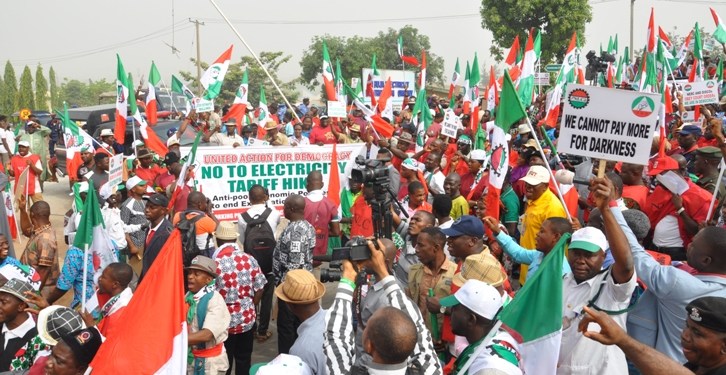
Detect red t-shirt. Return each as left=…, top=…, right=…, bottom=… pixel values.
left=350, top=195, right=373, bottom=237
left=10, top=154, right=41, bottom=195
left=622, top=185, right=649, bottom=210
left=134, top=165, right=166, bottom=186
left=309, top=126, right=337, bottom=145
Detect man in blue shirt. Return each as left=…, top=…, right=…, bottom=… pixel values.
left=483, top=216, right=572, bottom=280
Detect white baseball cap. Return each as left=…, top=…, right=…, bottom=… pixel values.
left=251, top=354, right=313, bottom=375
left=520, top=165, right=550, bottom=186
left=68, top=181, right=89, bottom=196
left=125, top=176, right=147, bottom=190
left=470, top=149, right=487, bottom=162
left=570, top=227, right=609, bottom=253
left=18, top=141, right=30, bottom=148
left=439, top=279, right=502, bottom=320
left=518, top=124, right=531, bottom=134
left=100, top=129, right=114, bottom=137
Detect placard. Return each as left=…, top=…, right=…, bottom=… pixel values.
left=558, top=84, right=660, bottom=165
left=442, top=110, right=461, bottom=139
left=681, top=80, right=719, bottom=107
left=327, top=100, right=347, bottom=118
left=195, top=98, right=215, bottom=113
left=181, top=144, right=365, bottom=221
left=108, top=154, right=123, bottom=187
left=361, top=68, right=416, bottom=111
left=535, top=72, right=550, bottom=86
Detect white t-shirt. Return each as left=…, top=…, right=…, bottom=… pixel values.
left=653, top=215, right=684, bottom=248
left=237, top=204, right=281, bottom=244
left=0, top=129, right=7, bottom=154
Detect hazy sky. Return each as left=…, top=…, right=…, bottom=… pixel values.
left=2, top=0, right=724, bottom=94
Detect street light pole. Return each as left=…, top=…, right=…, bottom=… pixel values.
left=630, top=0, right=635, bottom=61
left=189, top=18, right=205, bottom=96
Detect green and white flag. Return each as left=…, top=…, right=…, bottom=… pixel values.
left=711, top=8, right=726, bottom=44
left=200, top=45, right=233, bottom=100
left=171, top=75, right=194, bottom=113
left=257, top=85, right=270, bottom=124
left=410, top=89, right=432, bottom=152
left=518, top=29, right=539, bottom=106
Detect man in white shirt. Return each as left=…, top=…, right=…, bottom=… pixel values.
left=0, top=116, right=14, bottom=166
left=558, top=177, right=636, bottom=375
left=0, top=279, right=37, bottom=371
left=423, top=152, right=445, bottom=195
left=207, top=120, right=244, bottom=147
left=237, top=184, right=280, bottom=343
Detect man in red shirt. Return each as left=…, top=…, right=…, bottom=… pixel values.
left=620, top=162, right=649, bottom=211
left=8, top=141, right=44, bottom=203
left=308, top=115, right=337, bottom=145
left=133, top=149, right=166, bottom=189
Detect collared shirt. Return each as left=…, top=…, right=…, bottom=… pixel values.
left=324, top=276, right=442, bottom=375
left=214, top=243, right=267, bottom=334
left=210, top=132, right=245, bottom=147
left=408, top=259, right=456, bottom=333
left=2, top=314, right=35, bottom=349
left=559, top=268, right=636, bottom=374
left=266, top=133, right=289, bottom=146
left=290, top=135, right=310, bottom=147
left=20, top=225, right=59, bottom=287
left=393, top=220, right=420, bottom=289
left=495, top=232, right=571, bottom=280
left=423, top=169, right=445, bottom=195
left=521, top=189, right=567, bottom=250
left=56, top=246, right=95, bottom=309
left=272, top=219, right=316, bottom=284
left=290, top=308, right=327, bottom=375
left=188, top=291, right=230, bottom=374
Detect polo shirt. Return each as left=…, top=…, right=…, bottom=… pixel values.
left=450, top=195, right=470, bottom=220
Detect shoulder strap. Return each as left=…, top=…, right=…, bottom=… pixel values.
left=195, top=292, right=215, bottom=348
left=586, top=268, right=640, bottom=316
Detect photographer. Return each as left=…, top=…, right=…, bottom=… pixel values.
left=324, top=239, right=442, bottom=375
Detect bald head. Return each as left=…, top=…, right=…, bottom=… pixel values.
left=106, top=262, right=133, bottom=289
left=30, top=201, right=50, bottom=219
left=380, top=238, right=398, bottom=265
left=365, top=307, right=417, bottom=364
left=284, top=194, right=306, bottom=219
left=187, top=191, right=207, bottom=207
left=306, top=171, right=323, bottom=191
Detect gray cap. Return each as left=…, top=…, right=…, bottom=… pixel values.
left=38, top=306, right=85, bottom=346
left=185, top=255, right=218, bottom=277
left=0, top=278, right=33, bottom=302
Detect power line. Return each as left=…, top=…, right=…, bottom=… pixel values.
left=10, top=21, right=192, bottom=65
left=196, top=13, right=481, bottom=25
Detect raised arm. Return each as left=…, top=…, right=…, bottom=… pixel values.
left=592, top=177, right=633, bottom=284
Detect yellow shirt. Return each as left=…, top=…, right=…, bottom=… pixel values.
left=520, top=189, right=566, bottom=283
left=450, top=195, right=470, bottom=220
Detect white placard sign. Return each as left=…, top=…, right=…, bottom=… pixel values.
left=558, top=84, right=660, bottom=165
left=327, top=101, right=347, bottom=118
left=681, top=80, right=719, bottom=107
left=108, top=154, right=123, bottom=187
left=535, top=72, right=550, bottom=86
left=195, top=98, right=215, bottom=113
left=442, top=110, right=461, bottom=139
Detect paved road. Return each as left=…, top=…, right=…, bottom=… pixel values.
left=23, top=175, right=340, bottom=365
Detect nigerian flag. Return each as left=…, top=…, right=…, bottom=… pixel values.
left=200, top=45, right=233, bottom=100
left=410, top=89, right=432, bottom=152
left=711, top=8, right=726, bottom=44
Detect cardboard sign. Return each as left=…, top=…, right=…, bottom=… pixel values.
left=361, top=68, right=416, bottom=111
left=442, top=110, right=461, bottom=139
left=327, top=100, right=347, bottom=118
left=681, top=80, right=719, bottom=107
left=558, top=84, right=660, bottom=165
left=535, top=72, right=550, bottom=86
left=195, top=98, right=215, bottom=113
left=108, top=154, right=123, bottom=188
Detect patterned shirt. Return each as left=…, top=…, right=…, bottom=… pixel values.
left=120, top=197, right=147, bottom=249
left=20, top=225, right=59, bottom=287
left=56, top=246, right=95, bottom=309
left=9, top=335, right=50, bottom=371
left=214, top=243, right=267, bottom=335
left=272, top=219, right=316, bottom=285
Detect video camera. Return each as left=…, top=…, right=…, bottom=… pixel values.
left=314, top=237, right=372, bottom=283
left=585, top=50, right=616, bottom=81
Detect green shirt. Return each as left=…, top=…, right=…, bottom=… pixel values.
left=501, top=185, right=521, bottom=224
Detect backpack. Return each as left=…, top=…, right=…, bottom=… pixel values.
left=242, top=208, right=276, bottom=274
left=176, top=210, right=210, bottom=267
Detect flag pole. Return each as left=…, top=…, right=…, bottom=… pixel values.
left=82, top=243, right=89, bottom=313
left=458, top=320, right=504, bottom=374
left=706, top=160, right=726, bottom=222
left=208, top=0, right=301, bottom=124
left=525, top=117, right=573, bottom=221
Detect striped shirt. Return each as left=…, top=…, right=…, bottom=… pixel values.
left=324, top=275, right=442, bottom=375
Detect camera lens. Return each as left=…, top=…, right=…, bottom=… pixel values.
left=320, top=268, right=342, bottom=283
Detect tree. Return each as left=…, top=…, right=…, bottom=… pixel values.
left=49, top=66, right=60, bottom=110
left=59, top=78, right=116, bottom=107
left=2, top=61, right=17, bottom=115
left=17, top=66, right=34, bottom=110
left=299, top=26, right=446, bottom=98
left=179, top=51, right=299, bottom=107
left=479, top=0, right=592, bottom=65
left=35, top=64, right=49, bottom=111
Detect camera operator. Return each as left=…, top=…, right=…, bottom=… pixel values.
left=324, top=239, right=442, bottom=375
left=377, top=148, right=400, bottom=200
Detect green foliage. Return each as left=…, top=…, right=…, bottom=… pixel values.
left=18, top=66, right=35, bottom=110
left=59, top=78, right=116, bottom=107
left=2, top=61, right=17, bottom=115
left=299, top=26, right=445, bottom=98
left=480, top=0, right=592, bottom=65
left=35, top=65, right=49, bottom=111
left=179, top=51, right=298, bottom=106
left=49, top=67, right=60, bottom=111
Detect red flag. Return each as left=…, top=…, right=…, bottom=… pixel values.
left=401, top=56, right=420, bottom=66
left=328, top=143, right=341, bottom=207
left=505, top=35, right=521, bottom=66
left=88, top=230, right=187, bottom=373
left=377, top=78, right=393, bottom=116
left=647, top=8, right=656, bottom=54
left=370, top=115, right=395, bottom=139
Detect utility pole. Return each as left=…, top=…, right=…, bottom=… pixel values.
left=189, top=18, right=205, bottom=96
left=629, top=0, right=635, bottom=61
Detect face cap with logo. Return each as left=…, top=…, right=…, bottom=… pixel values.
left=569, top=227, right=608, bottom=253
left=440, top=215, right=485, bottom=238
left=439, top=279, right=503, bottom=320
left=520, top=165, right=550, bottom=186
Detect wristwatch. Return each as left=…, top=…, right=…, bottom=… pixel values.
left=676, top=207, right=686, bottom=215
left=439, top=306, right=447, bottom=314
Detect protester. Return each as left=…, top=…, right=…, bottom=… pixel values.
left=18, top=120, right=51, bottom=186
left=392, top=210, right=435, bottom=288
left=18, top=200, right=59, bottom=292
left=173, top=191, right=218, bottom=258
left=86, top=263, right=134, bottom=338
left=303, top=171, right=340, bottom=261
left=423, top=152, right=446, bottom=195
left=120, top=176, right=148, bottom=269
left=139, top=193, right=172, bottom=281
left=263, top=120, right=289, bottom=146
left=185, top=255, right=231, bottom=374
left=444, top=173, right=469, bottom=220
left=213, top=222, right=266, bottom=375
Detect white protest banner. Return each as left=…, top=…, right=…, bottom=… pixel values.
left=681, top=80, right=719, bottom=107
left=108, top=154, right=123, bottom=187
left=185, top=143, right=364, bottom=221
left=194, top=98, right=215, bottom=113
left=327, top=100, right=347, bottom=118
left=442, top=110, right=461, bottom=139
left=558, top=84, right=660, bottom=165
left=361, top=68, right=416, bottom=110
left=535, top=72, right=550, bottom=86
